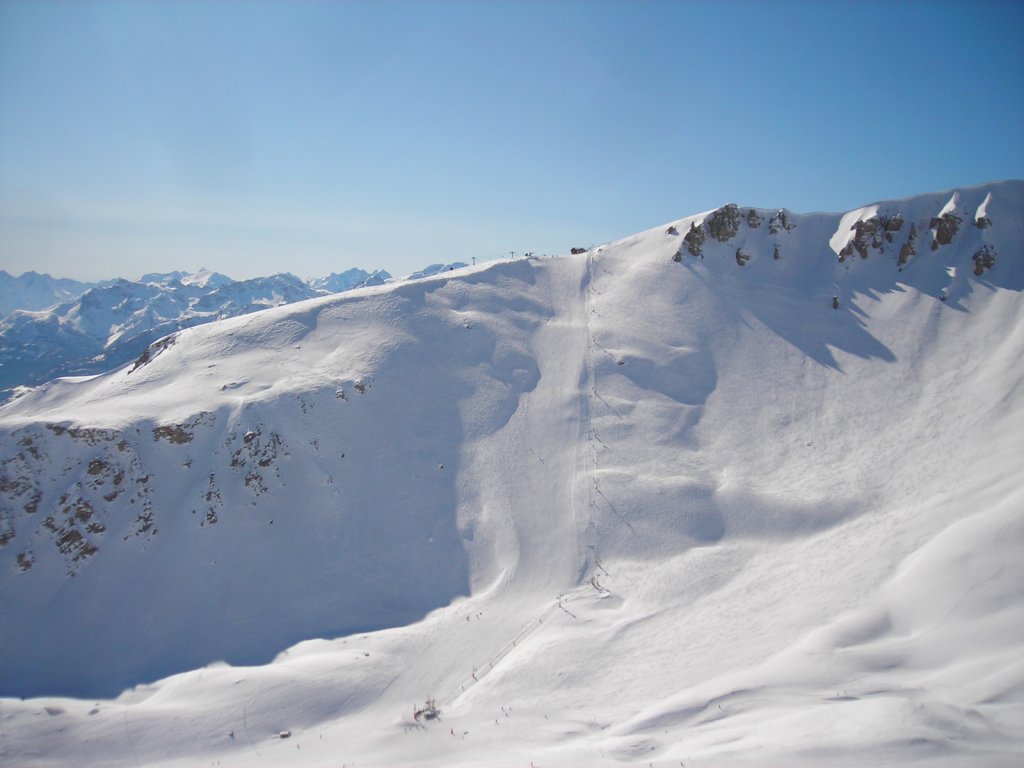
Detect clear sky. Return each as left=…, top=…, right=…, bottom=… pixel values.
left=1, top=0, right=1022, bottom=282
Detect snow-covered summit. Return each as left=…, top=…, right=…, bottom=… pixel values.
left=0, top=270, right=98, bottom=318
left=139, top=267, right=234, bottom=289
left=307, top=267, right=393, bottom=292
left=1, top=181, right=1022, bottom=767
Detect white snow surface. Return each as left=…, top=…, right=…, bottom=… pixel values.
left=1, top=181, right=1023, bottom=767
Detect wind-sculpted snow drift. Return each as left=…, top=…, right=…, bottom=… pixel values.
left=1, top=181, right=1022, bottom=767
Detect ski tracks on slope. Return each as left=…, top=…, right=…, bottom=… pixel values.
left=437, top=253, right=604, bottom=710
left=438, top=588, right=592, bottom=708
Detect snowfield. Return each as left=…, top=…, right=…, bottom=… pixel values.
left=1, top=181, right=1022, bottom=767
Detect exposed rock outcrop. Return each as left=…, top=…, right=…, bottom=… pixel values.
left=128, top=333, right=177, bottom=374
left=838, top=213, right=906, bottom=261
left=707, top=204, right=741, bottom=242
left=899, top=223, right=918, bottom=266
left=229, top=425, right=286, bottom=497
left=1, top=428, right=157, bottom=574
left=839, top=217, right=878, bottom=260
left=880, top=213, right=904, bottom=242
left=769, top=209, right=795, bottom=234
left=0, top=406, right=301, bottom=575
left=674, top=204, right=795, bottom=262
left=930, top=212, right=963, bottom=250
left=973, top=244, right=997, bottom=276
left=683, top=222, right=706, bottom=257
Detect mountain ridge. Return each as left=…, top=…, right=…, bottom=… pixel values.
left=0, top=267, right=402, bottom=400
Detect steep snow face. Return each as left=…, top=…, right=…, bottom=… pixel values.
left=1, top=181, right=1022, bottom=767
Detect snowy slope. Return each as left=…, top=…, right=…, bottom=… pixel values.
left=0, top=273, right=328, bottom=398
left=0, top=266, right=449, bottom=399
left=0, top=181, right=1022, bottom=767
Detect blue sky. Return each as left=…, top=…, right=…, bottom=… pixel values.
left=1, top=0, right=1022, bottom=281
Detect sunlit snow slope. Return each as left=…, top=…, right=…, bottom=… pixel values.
left=1, top=181, right=1022, bottom=767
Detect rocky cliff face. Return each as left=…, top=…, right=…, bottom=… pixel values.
left=1, top=410, right=291, bottom=576
left=678, top=203, right=800, bottom=262
left=671, top=186, right=1006, bottom=296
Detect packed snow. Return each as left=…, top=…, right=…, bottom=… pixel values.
left=0, top=181, right=1022, bottom=767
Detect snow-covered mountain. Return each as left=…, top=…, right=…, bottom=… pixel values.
left=307, top=267, right=393, bottom=293
left=138, top=267, right=234, bottom=289
left=0, top=272, right=327, bottom=398
left=1, top=181, right=1022, bottom=767
left=0, top=269, right=404, bottom=399
left=0, top=270, right=99, bottom=317
left=0, top=267, right=448, bottom=400
left=407, top=261, right=470, bottom=280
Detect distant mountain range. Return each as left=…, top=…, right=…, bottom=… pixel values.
left=0, top=264, right=464, bottom=398
left=0, top=270, right=105, bottom=317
